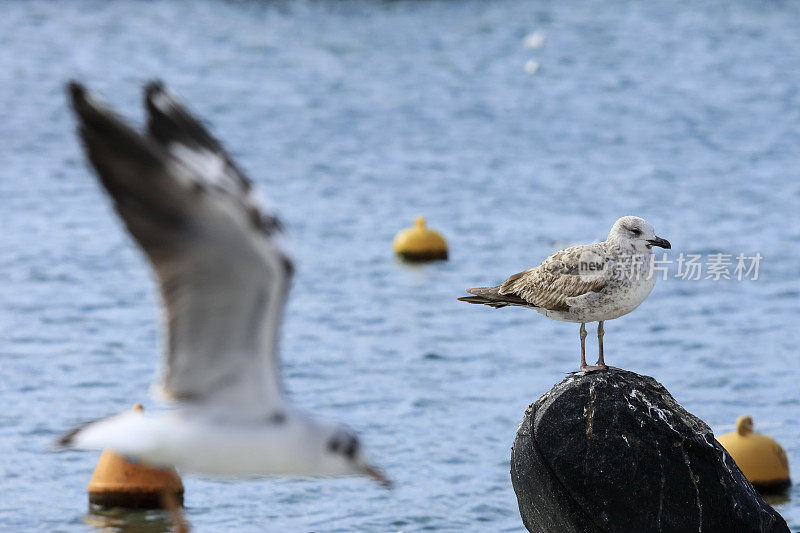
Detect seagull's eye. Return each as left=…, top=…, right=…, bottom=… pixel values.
left=630, top=228, right=641, bottom=236
left=327, top=433, right=360, bottom=460
left=343, top=437, right=359, bottom=460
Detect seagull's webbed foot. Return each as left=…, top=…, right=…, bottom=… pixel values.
left=580, top=363, right=609, bottom=372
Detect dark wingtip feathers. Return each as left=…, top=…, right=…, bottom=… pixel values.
left=458, top=295, right=508, bottom=308
left=67, top=80, right=86, bottom=106
left=458, top=288, right=500, bottom=306
left=457, top=295, right=490, bottom=304
left=458, top=286, right=530, bottom=309
left=143, top=80, right=168, bottom=111
left=145, top=79, right=165, bottom=95
left=66, top=81, right=164, bottom=171
left=67, top=81, right=96, bottom=120
left=142, top=81, right=222, bottom=153
left=56, top=426, right=81, bottom=447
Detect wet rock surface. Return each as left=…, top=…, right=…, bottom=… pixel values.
left=510, top=368, right=789, bottom=533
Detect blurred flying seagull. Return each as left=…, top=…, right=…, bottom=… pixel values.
left=59, top=82, right=389, bottom=488
left=459, top=217, right=671, bottom=371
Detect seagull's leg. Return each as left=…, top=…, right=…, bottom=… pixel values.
left=579, top=323, right=588, bottom=368
left=580, top=322, right=606, bottom=372
left=595, top=321, right=608, bottom=369
left=161, top=490, right=189, bottom=533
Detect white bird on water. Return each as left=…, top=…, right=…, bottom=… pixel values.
left=59, top=82, right=389, bottom=489
left=459, top=217, right=671, bottom=371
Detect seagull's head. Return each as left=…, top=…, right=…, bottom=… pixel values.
left=608, top=216, right=671, bottom=253
left=323, top=426, right=392, bottom=488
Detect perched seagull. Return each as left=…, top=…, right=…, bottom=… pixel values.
left=59, top=82, right=389, bottom=487
left=459, top=217, right=671, bottom=371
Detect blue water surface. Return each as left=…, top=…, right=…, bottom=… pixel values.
left=1, top=1, right=799, bottom=531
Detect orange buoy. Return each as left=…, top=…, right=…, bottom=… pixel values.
left=717, top=415, right=791, bottom=494
left=393, top=216, right=448, bottom=262
left=87, top=404, right=184, bottom=509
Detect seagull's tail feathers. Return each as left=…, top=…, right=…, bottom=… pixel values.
left=56, top=413, right=114, bottom=448
left=55, top=409, right=155, bottom=455
left=458, top=286, right=531, bottom=309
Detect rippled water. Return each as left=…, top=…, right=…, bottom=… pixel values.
left=2, top=1, right=799, bottom=531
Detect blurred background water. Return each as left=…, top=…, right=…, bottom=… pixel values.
left=1, top=0, right=799, bottom=531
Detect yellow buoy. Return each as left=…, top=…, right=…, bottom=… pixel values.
left=87, top=404, right=184, bottom=509
left=393, top=216, right=448, bottom=262
left=717, top=415, right=790, bottom=493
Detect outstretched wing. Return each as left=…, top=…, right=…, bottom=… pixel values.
left=69, top=81, right=292, bottom=413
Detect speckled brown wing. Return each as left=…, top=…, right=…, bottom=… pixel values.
left=498, top=245, right=608, bottom=312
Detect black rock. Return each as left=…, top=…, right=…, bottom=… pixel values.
left=510, top=368, right=789, bottom=533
